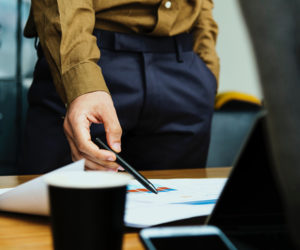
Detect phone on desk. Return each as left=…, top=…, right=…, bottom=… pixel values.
left=139, top=225, right=237, bottom=250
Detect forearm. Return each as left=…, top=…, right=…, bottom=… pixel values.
left=31, top=0, right=109, bottom=105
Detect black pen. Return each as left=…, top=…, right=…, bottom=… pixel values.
left=94, top=138, right=158, bottom=194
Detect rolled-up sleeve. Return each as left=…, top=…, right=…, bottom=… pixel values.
left=193, top=0, right=220, bottom=84
left=31, top=0, right=109, bottom=105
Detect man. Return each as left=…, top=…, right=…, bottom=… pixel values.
left=19, top=0, right=219, bottom=174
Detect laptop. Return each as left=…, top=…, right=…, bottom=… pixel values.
left=206, top=111, right=294, bottom=249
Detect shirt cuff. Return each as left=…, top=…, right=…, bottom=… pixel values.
left=62, top=62, right=109, bottom=105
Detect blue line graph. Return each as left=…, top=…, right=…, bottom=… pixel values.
left=172, top=199, right=217, bottom=205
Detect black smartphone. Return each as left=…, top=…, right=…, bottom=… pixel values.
left=139, top=225, right=237, bottom=250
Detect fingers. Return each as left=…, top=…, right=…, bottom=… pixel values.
left=101, top=103, right=122, bottom=153
left=65, top=129, right=120, bottom=171
left=63, top=91, right=122, bottom=171
left=65, top=113, right=115, bottom=160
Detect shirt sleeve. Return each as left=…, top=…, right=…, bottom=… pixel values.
left=193, top=0, right=220, bottom=85
left=31, top=0, right=109, bottom=105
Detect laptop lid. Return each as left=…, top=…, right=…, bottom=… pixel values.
left=206, top=111, right=286, bottom=231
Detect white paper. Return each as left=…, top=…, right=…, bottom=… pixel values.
left=0, top=161, right=226, bottom=228
left=0, top=188, right=13, bottom=195
left=0, top=160, right=85, bottom=215
left=125, top=178, right=226, bottom=227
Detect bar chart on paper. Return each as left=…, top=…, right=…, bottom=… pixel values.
left=124, top=178, right=227, bottom=227
left=127, top=184, right=176, bottom=193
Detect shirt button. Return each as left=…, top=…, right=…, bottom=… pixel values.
left=165, top=1, right=172, bottom=9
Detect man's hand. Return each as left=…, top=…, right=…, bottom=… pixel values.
left=63, top=91, right=122, bottom=171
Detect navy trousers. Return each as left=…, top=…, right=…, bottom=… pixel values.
left=18, top=30, right=217, bottom=174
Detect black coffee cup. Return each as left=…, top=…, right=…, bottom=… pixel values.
left=45, top=171, right=132, bottom=250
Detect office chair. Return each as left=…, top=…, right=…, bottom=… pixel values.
left=206, top=91, right=261, bottom=167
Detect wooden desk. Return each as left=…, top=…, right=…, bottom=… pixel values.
left=0, top=167, right=231, bottom=250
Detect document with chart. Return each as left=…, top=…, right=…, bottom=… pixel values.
left=125, top=178, right=227, bottom=227
left=0, top=160, right=227, bottom=227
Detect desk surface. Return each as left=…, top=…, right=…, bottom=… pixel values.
left=0, top=167, right=231, bottom=250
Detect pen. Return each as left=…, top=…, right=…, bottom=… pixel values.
left=94, top=138, right=158, bottom=194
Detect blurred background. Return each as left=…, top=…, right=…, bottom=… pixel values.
left=214, top=0, right=261, bottom=99
left=0, top=0, right=36, bottom=174
left=0, top=0, right=262, bottom=173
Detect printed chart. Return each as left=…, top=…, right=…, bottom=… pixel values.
left=125, top=178, right=227, bottom=227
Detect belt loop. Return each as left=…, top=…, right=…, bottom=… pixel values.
left=174, top=36, right=184, bottom=63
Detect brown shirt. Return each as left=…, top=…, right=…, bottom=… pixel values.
left=24, top=0, right=219, bottom=105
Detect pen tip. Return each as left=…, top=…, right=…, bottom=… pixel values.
left=151, top=186, right=158, bottom=194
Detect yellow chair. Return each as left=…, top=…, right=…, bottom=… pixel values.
left=206, top=91, right=262, bottom=167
